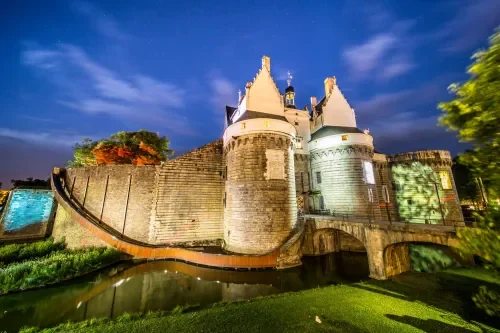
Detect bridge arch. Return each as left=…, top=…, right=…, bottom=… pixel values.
left=383, top=241, right=472, bottom=278
left=301, top=227, right=367, bottom=256
left=303, top=217, right=465, bottom=280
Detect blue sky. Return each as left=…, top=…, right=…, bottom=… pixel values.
left=1, top=0, right=499, bottom=188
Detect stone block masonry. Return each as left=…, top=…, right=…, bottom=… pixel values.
left=52, top=204, right=108, bottom=248
left=65, top=165, right=156, bottom=243
left=223, top=133, right=297, bottom=254
left=150, top=140, right=225, bottom=244
left=60, top=140, right=225, bottom=246
left=309, top=145, right=381, bottom=219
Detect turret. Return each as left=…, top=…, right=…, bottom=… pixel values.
left=222, top=56, right=297, bottom=254
left=285, top=71, right=295, bottom=108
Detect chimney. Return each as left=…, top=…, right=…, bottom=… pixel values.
left=324, top=77, right=336, bottom=97
left=310, top=96, right=317, bottom=108
left=262, top=56, right=271, bottom=71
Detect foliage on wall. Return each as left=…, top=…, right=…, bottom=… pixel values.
left=392, top=162, right=448, bottom=224
left=68, top=130, right=174, bottom=167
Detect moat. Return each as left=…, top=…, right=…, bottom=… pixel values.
left=0, top=252, right=368, bottom=332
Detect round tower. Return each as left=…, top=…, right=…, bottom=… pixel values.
left=223, top=118, right=297, bottom=254
left=308, top=127, right=380, bottom=218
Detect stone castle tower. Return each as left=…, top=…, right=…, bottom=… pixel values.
left=223, top=56, right=297, bottom=254
left=309, top=78, right=379, bottom=217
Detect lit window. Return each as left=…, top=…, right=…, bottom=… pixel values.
left=342, top=135, right=348, bottom=141
left=316, top=171, right=322, bottom=184
left=265, top=120, right=270, bottom=128
left=241, top=122, right=246, bottom=129
left=439, top=171, right=452, bottom=190
left=368, top=188, right=374, bottom=203
left=296, top=136, right=303, bottom=149
left=362, top=160, right=375, bottom=184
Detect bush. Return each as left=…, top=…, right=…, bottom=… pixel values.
left=0, top=247, right=121, bottom=293
left=0, top=237, right=66, bottom=266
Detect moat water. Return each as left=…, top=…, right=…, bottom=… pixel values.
left=0, top=252, right=368, bottom=332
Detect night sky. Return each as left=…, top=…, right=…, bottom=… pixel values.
left=1, top=0, right=499, bottom=189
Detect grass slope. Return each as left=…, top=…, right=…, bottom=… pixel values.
left=22, top=268, right=500, bottom=333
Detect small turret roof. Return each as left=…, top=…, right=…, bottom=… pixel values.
left=310, top=125, right=363, bottom=141
left=225, top=106, right=287, bottom=126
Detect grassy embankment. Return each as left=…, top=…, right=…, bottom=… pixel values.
left=20, top=267, right=500, bottom=333
left=0, top=238, right=121, bottom=294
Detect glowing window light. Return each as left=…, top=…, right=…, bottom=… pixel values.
left=296, top=136, right=303, bottom=149
left=265, top=120, right=270, bottom=128
left=363, top=161, right=375, bottom=185
left=342, top=135, right=348, bottom=141
left=241, top=122, right=246, bottom=129
left=439, top=171, right=452, bottom=190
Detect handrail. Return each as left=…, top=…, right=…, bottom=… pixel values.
left=51, top=168, right=279, bottom=269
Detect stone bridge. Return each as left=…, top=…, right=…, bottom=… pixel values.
left=299, top=215, right=467, bottom=280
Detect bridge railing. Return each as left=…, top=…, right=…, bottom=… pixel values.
left=303, top=181, right=479, bottom=229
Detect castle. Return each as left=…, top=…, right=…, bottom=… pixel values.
left=0, top=56, right=467, bottom=278
left=221, top=56, right=462, bottom=254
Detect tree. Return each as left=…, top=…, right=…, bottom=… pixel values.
left=10, top=178, right=50, bottom=189
left=68, top=138, right=98, bottom=167
left=451, top=155, right=483, bottom=209
left=439, top=29, right=500, bottom=198
left=68, top=130, right=174, bottom=167
left=438, top=28, right=500, bottom=317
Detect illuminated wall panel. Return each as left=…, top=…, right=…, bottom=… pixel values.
left=1, top=189, right=55, bottom=231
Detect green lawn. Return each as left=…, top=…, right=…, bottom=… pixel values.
left=21, top=267, right=500, bottom=333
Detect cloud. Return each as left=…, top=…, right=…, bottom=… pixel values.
left=0, top=128, right=90, bottom=147
left=437, top=0, right=500, bottom=52
left=72, top=1, right=131, bottom=40
left=209, top=74, right=236, bottom=113
left=22, top=43, right=194, bottom=135
left=344, top=34, right=398, bottom=79
left=342, top=4, right=417, bottom=81
left=353, top=75, right=468, bottom=155
left=381, top=56, right=416, bottom=80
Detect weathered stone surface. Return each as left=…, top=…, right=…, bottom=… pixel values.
left=387, top=150, right=463, bottom=223
left=61, top=140, right=225, bottom=246
left=223, top=133, right=297, bottom=254
left=65, top=165, right=156, bottom=243
left=52, top=204, right=108, bottom=248
left=309, top=144, right=380, bottom=218
left=304, top=217, right=462, bottom=279
left=150, top=140, right=224, bottom=244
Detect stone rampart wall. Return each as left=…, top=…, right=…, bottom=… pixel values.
left=59, top=140, right=225, bottom=246
left=387, top=150, right=463, bottom=223
left=65, top=165, right=156, bottom=243
left=149, top=139, right=224, bottom=244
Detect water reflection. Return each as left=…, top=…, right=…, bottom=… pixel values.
left=0, top=252, right=368, bottom=332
